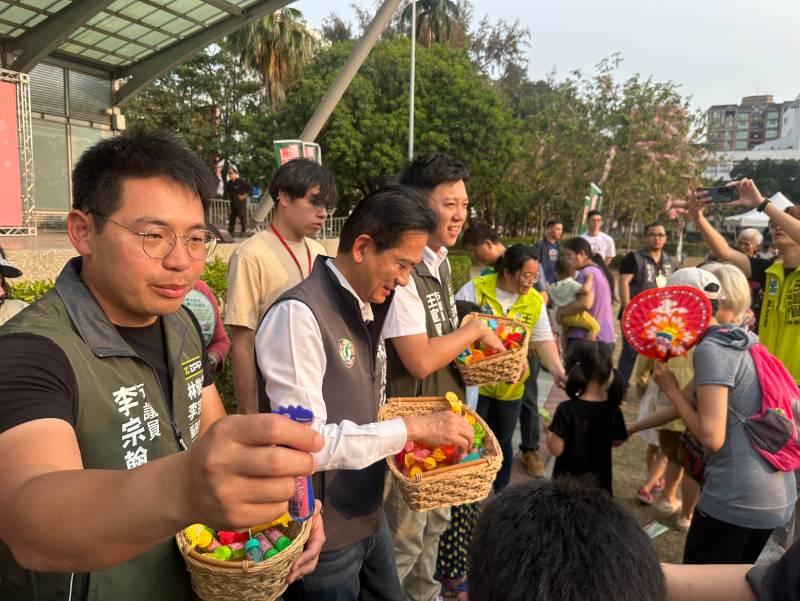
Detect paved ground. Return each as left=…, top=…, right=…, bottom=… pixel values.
left=505, top=369, right=688, bottom=563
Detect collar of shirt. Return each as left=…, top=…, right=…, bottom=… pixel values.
left=325, top=258, right=374, bottom=323
left=423, top=245, right=449, bottom=281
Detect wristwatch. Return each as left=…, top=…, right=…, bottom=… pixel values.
left=757, top=198, right=771, bottom=212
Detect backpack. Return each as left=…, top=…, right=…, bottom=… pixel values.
left=729, top=342, right=800, bottom=472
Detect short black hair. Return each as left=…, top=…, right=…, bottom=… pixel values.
left=554, top=254, right=575, bottom=279
left=469, top=478, right=666, bottom=601
left=455, top=300, right=480, bottom=325
left=72, top=129, right=215, bottom=230
left=565, top=339, right=624, bottom=406
left=545, top=219, right=563, bottom=229
left=645, top=222, right=667, bottom=235
left=268, top=158, right=338, bottom=211
left=338, top=185, right=437, bottom=253
left=563, top=236, right=593, bottom=258
left=586, top=210, right=602, bottom=220
left=462, top=222, right=499, bottom=248
left=493, top=244, right=536, bottom=276
left=563, top=236, right=616, bottom=301
left=399, top=152, right=470, bottom=192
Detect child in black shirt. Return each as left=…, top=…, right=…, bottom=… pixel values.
left=547, top=340, right=628, bottom=494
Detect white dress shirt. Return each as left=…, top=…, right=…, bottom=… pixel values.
left=455, top=281, right=554, bottom=342
left=383, top=246, right=450, bottom=340
left=255, top=259, right=407, bottom=471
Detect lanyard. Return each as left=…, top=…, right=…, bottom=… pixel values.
left=270, top=223, right=311, bottom=278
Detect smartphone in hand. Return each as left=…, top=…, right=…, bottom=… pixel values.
left=696, top=185, right=740, bottom=203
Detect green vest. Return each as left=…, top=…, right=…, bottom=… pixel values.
left=387, top=258, right=465, bottom=399
left=0, top=258, right=203, bottom=601
left=473, top=273, right=544, bottom=401
left=758, top=261, right=800, bottom=384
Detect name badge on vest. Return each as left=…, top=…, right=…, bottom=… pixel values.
left=338, top=338, right=356, bottom=368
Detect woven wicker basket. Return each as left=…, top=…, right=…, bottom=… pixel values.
left=455, top=313, right=531, bottom=386
left=176, top=518, right=312, bottom=601
left=379, top=396, right=502, bottom=511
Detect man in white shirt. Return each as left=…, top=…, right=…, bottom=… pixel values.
left=256, top=186, right=475, bottom=600
left=383, top=153, right=504, bottom=601
left=581, top=210, right=616, bottom=266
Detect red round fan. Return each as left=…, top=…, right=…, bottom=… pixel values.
left=621, top=286, right=713, bottom=360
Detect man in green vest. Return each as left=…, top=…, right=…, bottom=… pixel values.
left=675, top=179, right=800, bottom=383
left=0, top=131, right=324, bottom=600
left=384, top=153, right=504, bottom=601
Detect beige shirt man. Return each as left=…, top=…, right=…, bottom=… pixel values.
left=225, top=231, right=325, bottom=330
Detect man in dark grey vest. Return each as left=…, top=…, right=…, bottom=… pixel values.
left=257, top=185, right=475, bottom=601
left=0, top=131, right=324, bottom=601
left=383, top=154, right=504, bottom=601
left=617, top=222, right=676, bottom=393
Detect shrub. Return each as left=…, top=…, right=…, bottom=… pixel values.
left=9, top=280, right=54, bottom=303
left=216, top=354, right=236, bottom=414
left=202, top=256, right=228, bottom=304
left=450, top=254, right=472, bottom=291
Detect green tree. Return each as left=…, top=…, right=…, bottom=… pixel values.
left=227, top=8, right=317, bottom=109
left=401, top=0, right=462, bottom=47
left=498, top=57, right=705, bottom=238
left=469, top=16, right=530, bottom=79
left=260, top=38, right=515, bottom=214
left=731, top=158, right=800, bottom=200
left=321, top=13, right=353, bottom=43
left=125, top=45, right=261, bottom=176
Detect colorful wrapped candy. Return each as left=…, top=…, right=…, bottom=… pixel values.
left=182, top=520, right=299, bottom=564
left=456, top=316, right=527, bottom=365
left=395, top=392, right=488, bottom=476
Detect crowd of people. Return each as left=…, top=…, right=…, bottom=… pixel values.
left=0, top=129, right=797, bottom=601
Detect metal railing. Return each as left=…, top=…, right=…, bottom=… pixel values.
left=207, top=198, right=345, bottom=240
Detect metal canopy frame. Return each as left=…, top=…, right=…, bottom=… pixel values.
left=6, top=1, right=115, bottom=73
left=0, top=68, right=35, bottom=236
left=115, top=0, right=292, bottom=106
left=0, top=1, right=288, bottom=92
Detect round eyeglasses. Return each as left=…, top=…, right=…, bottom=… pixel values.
left=91, top=213, right=217, bottom=261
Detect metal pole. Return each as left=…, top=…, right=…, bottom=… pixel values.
left=300, top=0, right=403, bottom=142
left=408, top=0, right=416, bottom=162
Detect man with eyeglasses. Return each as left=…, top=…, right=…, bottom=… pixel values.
left=225, top=159, right=338, bottom=415
left=0, top=131, right=325, bottom=600
left=617, top=223, right=675, bottom=392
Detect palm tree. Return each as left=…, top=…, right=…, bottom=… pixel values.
left=401, top=0, right=461, bottom=47
left=227, top=8, right=317, bottom=109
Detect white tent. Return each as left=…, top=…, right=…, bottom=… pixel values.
left=723, top=192, right=795, bottom=229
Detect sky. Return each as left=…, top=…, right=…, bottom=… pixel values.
left=294, top=0, right=800, bottom=113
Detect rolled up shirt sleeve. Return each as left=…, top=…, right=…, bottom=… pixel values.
left=532, top=304, right=554, bottom=342
left=382, top=278, right=427, bottom=339
left=256, top=300, right=407, bottom=471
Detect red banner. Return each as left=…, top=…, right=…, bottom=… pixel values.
left=0, top=81, right=22, bottom=227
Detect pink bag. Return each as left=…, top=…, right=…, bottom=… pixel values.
left=740, top=343, right=800, bottom=472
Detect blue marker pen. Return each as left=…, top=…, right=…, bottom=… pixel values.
left=276, top=405, right=316, bottom=522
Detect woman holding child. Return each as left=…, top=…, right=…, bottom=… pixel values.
left=556, top=237, right=616, bottom=354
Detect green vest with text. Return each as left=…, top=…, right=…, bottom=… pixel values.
left=758, top=261, right=800, bottom=384
left=0, top=258, right=203, bottom=601
left=474, top=273, right=544, bottom=401
left=387, top=259, right=465, bottom=399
